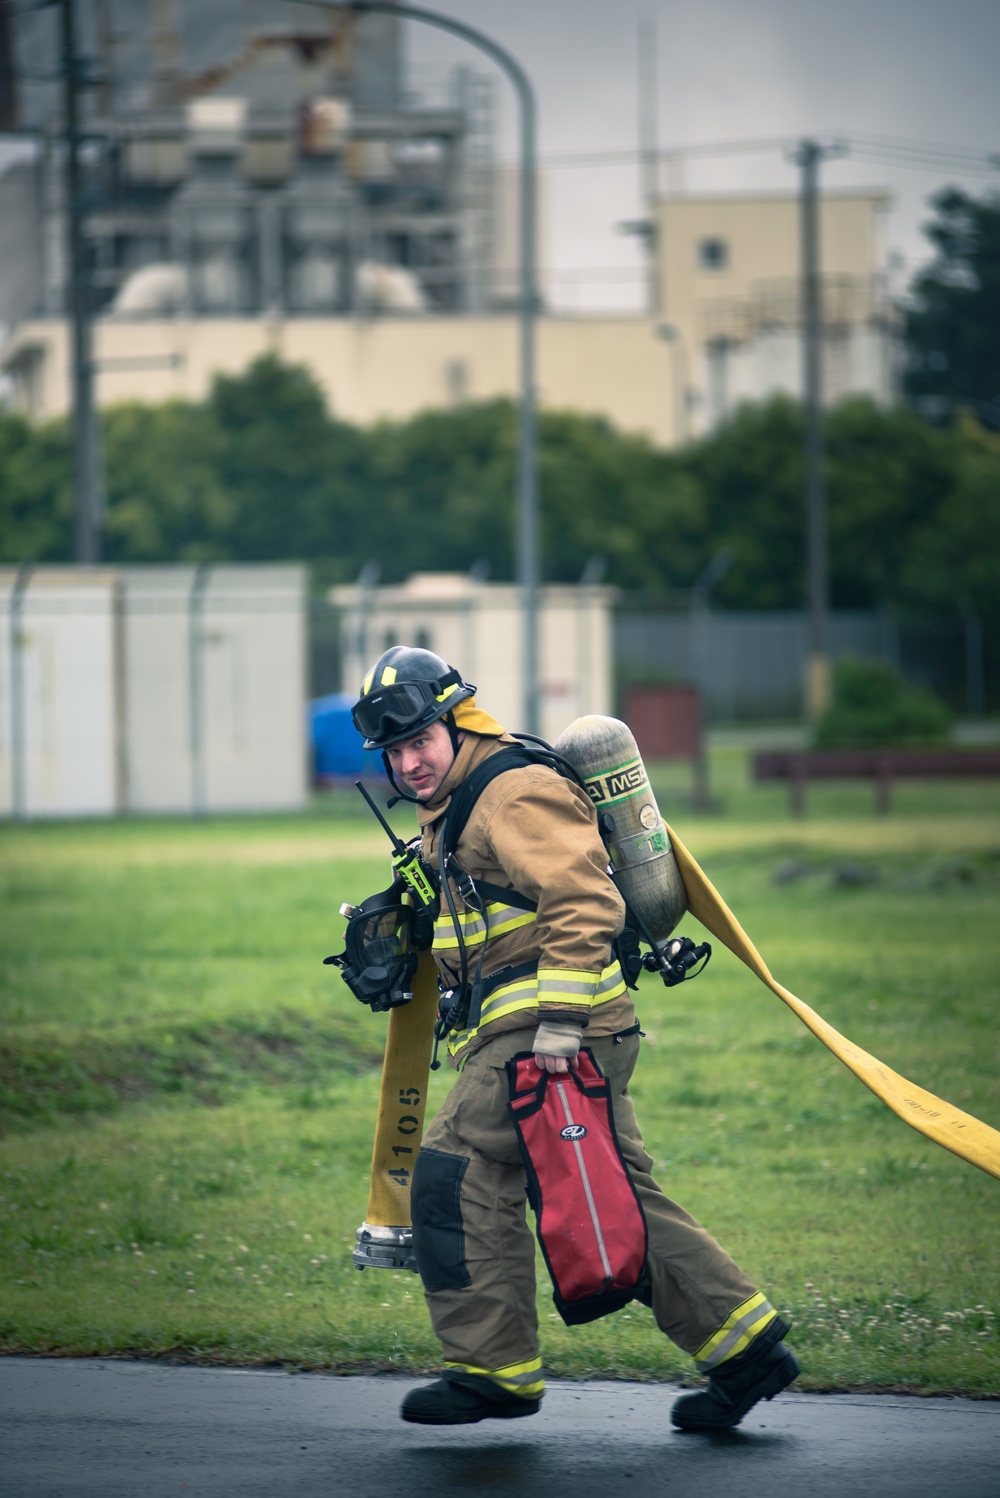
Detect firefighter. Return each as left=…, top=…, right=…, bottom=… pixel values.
left=352, top=645, right=800, bottom=1430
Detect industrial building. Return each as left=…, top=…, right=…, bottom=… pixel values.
left=652, top=189, right=896, bottom=437
left=0, top=2, right=896, bottom=447
left=0, top=1, right=497, bottom=326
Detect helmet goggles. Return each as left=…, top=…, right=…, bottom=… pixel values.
left=352, top=679, right=442, bottom=743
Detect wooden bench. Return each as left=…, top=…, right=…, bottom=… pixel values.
left=752, top=747, right=1000, bottom=815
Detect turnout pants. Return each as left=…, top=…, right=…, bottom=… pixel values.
left=411, top=1027, right=778, bottom=1399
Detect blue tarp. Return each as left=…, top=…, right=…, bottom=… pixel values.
left=309, top=693, right=375, bottom=782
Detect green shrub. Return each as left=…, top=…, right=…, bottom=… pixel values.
left=813, top=657, right=953, bottom=749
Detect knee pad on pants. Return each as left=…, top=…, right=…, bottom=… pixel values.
left=411, top=1147, right=471, bottom=1292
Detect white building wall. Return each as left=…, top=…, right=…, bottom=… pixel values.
left=198, top=567, right=307, bottom=812
left=0, top=564, right=307, bottom=819
left=2, top=315, right=681, bottom=447
left=333, top=573, right=614, bottom=745
left=703, top=323, right=893, bottom=426
left=119, top=567, right=198, bottom=813
left=0, top=575, right=14, bottom=817
left=0, top=569, right=119, bottom=818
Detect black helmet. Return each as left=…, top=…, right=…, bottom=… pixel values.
left=352, top=646, right=476, bottom=750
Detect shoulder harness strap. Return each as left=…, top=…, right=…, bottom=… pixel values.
left=433, top=741, right=592, bottom=1047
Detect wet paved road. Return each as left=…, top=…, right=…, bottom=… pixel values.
left=1, top=1358, right=998, bottom=1497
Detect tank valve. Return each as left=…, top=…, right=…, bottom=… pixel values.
left=644, top=935, right=712, bottom=986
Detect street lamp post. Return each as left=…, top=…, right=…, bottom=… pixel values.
left=294, top=2, right=540, bottom=732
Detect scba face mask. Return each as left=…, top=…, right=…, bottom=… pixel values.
left=325, top=879, right=433, bottom=1012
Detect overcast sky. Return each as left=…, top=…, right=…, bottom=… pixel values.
left=406, top=0, right=1000, bottom=312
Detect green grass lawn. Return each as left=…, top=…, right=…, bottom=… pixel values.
left=1, top=753, right=998, bottom=1393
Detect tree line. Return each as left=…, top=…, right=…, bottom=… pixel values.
left=2, top=350, right=998, bottom=618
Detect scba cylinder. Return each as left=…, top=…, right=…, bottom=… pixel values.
left=555, top=715, right=687, bottom=946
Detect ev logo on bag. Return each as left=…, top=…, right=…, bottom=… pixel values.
left=559, top=1123, right=587, bottom=1140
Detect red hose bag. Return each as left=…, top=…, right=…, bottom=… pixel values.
left=506, top=1048, right=648, bottom=1325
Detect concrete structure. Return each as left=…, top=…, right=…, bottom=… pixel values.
left=0, top=8, right=895, bottom=447
left=332, top=572, right=615, bottom=745
left=2, top=312, right=677, bottom=440
left=1, top=189, right=895, bottom=448
left=0, top=564, right=307, bottom=818
left=654, top=190, right=895, bottom=435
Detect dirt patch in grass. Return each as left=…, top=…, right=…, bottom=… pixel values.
left=0, top=1012, right=383, bottom=1133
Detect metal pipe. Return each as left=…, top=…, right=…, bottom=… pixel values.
left=188, top=563, right=212, bottom=816
left=9, top=563, right=32, bottom=821
left=655, top=320, right=689, bottom=445
left=293, top=2, right=540, bottom=732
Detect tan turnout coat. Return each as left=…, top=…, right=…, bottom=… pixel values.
left=416, top=732, right=635, bottom=1066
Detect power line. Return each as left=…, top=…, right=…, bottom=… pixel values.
left=541, top=135, right=802, bottom=168
left=534, top=132, right=998, bottom=178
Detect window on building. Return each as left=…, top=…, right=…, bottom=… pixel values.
left=698, top=237, right=729, bottom=272
left=415, top=627, right=433, bottom=651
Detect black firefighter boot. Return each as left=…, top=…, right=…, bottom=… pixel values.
left=401, top=1372, right=541, bottom=1426
left=671, top=1316, right=800, bottom=1432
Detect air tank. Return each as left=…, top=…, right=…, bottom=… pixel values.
left=555, top=715, right=687, bottom=945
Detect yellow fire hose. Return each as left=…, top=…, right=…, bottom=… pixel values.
left=353, top=952, right=439, bottom=1266
left=665, top=819, right=1000, bottom=1182
left=359, top=831, right=999, bottom=1254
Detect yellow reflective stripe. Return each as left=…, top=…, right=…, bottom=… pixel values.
left=477, top=977, right=542, bottom=1025
left=537, top=966, right=627, bottom=1006
left=432, top=903, right=536, bottom=952
left=362, top=669, right=374, bottom=695
left=448, top=960, right=625, bottom=1058
left=380, top=664, right=397, bottom=686
left=595, top=966, right=628, bottom=999
left=694, top=1294, right=778, bottom=1372
left=433, top=911, right=487, bottom=948
left=444, top=1357, right=545, bottom=1398
left=436, top=681, right=460, bottom=703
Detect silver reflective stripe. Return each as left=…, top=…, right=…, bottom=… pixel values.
left=696, top=1297, right=776, bottom=1372
left=433, top=902, right=535, bottom=951
left=499, top=1365, right=544, bottom=1389
left=554, top=1080, right=612, bottom=1284
left=434, top=911, right=487, bottom=945
left=540, top=976, right=598, bottom=997
left=476, top=978, right=538, bottom=1026
left=595, top=966, right=627, bottom=997
left=444, top=1359, right=545, bottom=1393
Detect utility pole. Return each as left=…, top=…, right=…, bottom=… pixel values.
left=60, top=0, right=102, bottom=564
left=795, top=138, right=831, bottom=720
left=637, top=14, right=659, bottom=315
